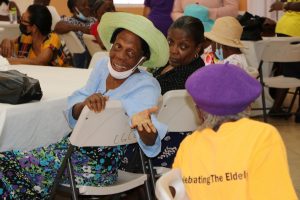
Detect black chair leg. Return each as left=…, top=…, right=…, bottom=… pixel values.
left=67, top=157, right=79, bottom=200
left=50, top=145, right=74, bottom=199
left=139, top=148, right=153, bottom=200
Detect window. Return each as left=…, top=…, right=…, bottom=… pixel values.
left=114, top=0, right=144, bottom=4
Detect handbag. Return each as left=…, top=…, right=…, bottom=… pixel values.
left=0, top=70, right=43, bottom=104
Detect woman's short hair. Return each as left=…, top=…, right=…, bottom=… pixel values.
left=110, top=28, right=151, bottom=60
left=28, top=4, right=52, bottom=36
left=169, top=16, right=205, bottom=45
left=67, top=0, right=79, bottom=12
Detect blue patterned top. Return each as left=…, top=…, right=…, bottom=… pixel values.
left=66, top=56, right=168, bottom=157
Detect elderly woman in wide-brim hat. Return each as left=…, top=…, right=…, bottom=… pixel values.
left=0, top=12, right=169, bottom=199
left=171, top=63, right=297, bottom=199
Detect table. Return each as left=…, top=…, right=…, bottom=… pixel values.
left=0, top=65, right=91, bottom=152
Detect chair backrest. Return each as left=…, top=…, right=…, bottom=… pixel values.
left=47, top=6, right=85, bottom=54
left=70, top=100, right=137, bottom=147
left=83, top=34, right=104, bottom=56
left=0, top=22, right=20, bottom=41
left=157, top=90, right=200, bottom=132
left=88, top=51, right=109, bottom=69
left=261, top=38, right=300, bottom=63
left=155, top=168, right=189, bottom=200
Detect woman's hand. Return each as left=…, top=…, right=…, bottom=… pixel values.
left=0, top=39, right=15, bottom=58
left=131, top=106, right=159, bottom=146
left=131, top=106, right=158, bottom=133
left=84, top=93, right=109, bottom=113
left=269, top=2, right=284, bottom=12
left=72, top=93, right=108, bottom=120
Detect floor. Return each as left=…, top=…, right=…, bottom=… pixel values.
left=265, top=116, right=300, bottom=198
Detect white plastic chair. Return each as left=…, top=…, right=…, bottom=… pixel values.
left=47, top=6, right=85, bottom=54
left=88, top=51, right=109, bottom=69
left=153, top=90, right=200, bottom=175
left=258, top=38, right=300, bottom=122
left=157, top=90, right=200, bottom=132
left=83, top=33, right=104, bottom=56
left=0, top=22, right=20, bottom=42
left=155, top=169, right=189, bottom=200
left=50, top=100, right=152, bottom=200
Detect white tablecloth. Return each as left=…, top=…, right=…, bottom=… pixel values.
left=0, top=65, right=91, bottom=151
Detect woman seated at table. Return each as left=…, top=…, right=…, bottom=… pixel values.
left=0, top=4, right=69, bottom=66
left=0, top=12, right=169, bottom=199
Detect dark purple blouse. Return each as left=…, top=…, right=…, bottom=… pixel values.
left=144, top=0, right=174, bottom=37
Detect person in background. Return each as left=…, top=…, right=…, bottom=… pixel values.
left=0, top=12, right=169, bottom=199
left=172, top=63, right=297, bottom=199
left=183, top=4, right=215, bottom=32
left=171, top=0, right=239, bottom=21
left=143, top=0, right=174, bottom=37
left=54, top=0, right=96, bottom=68
left=203, top=16, right=258, bottom=78
left=123, top=16, right=205, bottom=169
left=90, top=0, right=115, bottom=50
left=0, top=0, right=20, bottom=21
left=0, top=4, right=69, bottom=66
left=269, top=0, right=300, bottom=122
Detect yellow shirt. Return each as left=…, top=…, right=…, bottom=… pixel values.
left=15, top=33, right=68, bottom=67
left=276, top=0, right=300, bottom=36
left=173, top=118, right=298, bottom=200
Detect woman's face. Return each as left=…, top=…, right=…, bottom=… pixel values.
left=95, top=1, right=115, bottom=20
left=19, top=11, right=33, bottom=34
left=167, top=28, right=201, bottom=67
left=75, top=0, right=90, bottom=17
left=109, top=30, right=144, bottom=72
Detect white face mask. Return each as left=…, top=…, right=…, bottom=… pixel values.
left=0, top=2, right=9, bottom=16
left=108, top=57, right=146, bottom=80
left=75, top=7, right=87, bottom=21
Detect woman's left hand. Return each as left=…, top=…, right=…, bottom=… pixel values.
left=269, top=2, right=284, bottom=12
left=131, top=106, right=158, bottom=133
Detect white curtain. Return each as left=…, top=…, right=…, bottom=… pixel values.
left=247, top=0, right=283, bottom=21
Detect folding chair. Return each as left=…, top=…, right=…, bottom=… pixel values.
left=83, top=34, right=104, bottom=56
left=155, top=169, right=189, bottom=200
left=88, top=51, right=109, bottom=69
left=150, top=90, right=201, bottom=176
left=258, top=38, right=300, bottom=122
left=50, top=100, right=153, bottom=200
left=47, top=6, right=85, bottom=55
left=0, top=22, right=19, bottom=41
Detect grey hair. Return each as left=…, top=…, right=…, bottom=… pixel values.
left=197, top=106, right=251, bottom=131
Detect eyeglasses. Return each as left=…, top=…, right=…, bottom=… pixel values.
left=20, top=18, right=32, bottom=25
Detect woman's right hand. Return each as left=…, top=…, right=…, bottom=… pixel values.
left=83, top=93, right=109, bottom=113
left=72, top=93, right=109, bottom=120
left=0, top=39, right=15, bottom=58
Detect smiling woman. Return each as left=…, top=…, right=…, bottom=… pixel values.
left=0, top=12, right=169, bottom=199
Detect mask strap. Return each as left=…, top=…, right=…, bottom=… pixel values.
left=131, top=56, right=146, bottom=72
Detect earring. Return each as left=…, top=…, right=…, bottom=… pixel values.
left=194, top=52, right=199, bottom=59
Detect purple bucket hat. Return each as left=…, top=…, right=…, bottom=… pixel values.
left=185, top=63, right=261, bottom=116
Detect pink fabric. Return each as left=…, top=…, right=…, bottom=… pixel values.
left=171, top=0, right=239, bottom=21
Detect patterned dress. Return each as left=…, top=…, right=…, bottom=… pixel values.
left=0, top=137, right=125, bottom=199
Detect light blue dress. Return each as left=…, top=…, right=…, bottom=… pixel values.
left=0, top=56, right=167, bottom=199
left=67, top=56, right=167, bottom=157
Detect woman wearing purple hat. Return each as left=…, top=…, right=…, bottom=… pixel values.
left=171, top=63, right=297, bottom=199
